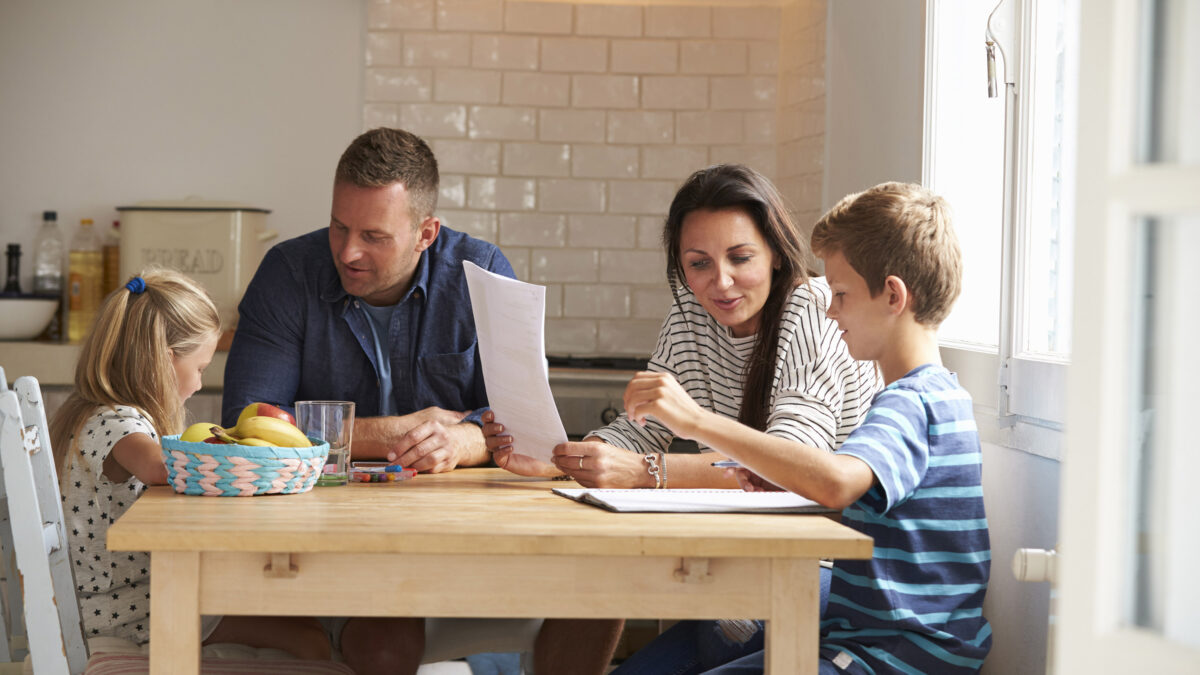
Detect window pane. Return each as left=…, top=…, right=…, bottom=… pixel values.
left=1138, top=0, right=1200, bottom=164
left=927, top=0, right=1004, bottom=348
left=1129, top=216, right=1200, bottom=649
left=1018, top=0, right=1078, bottom=357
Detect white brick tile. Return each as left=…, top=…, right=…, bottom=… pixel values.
left=743, top=111, right=776, bottom=144
left=680, top=41, right=747, bottom=75
left=546, top=318, right=598, bottom=354
left=439, top=174, right=467, bottom=208
left=607, top=111, right=673, bottom=144
left=572, top=75, right=640, bottom=109
left=645, top=6, right=710, bottom=38
left=501, top=246, right=530, bottom=279
left=567, top=214, right=638, bottom=247
left=367, top=68, right=433, bottom=102
left=369, top=0, right=434, bottom=30
left=712, top=6, right=780, bottom=40
left=571, top=145, right=638, bottom=179
left=434, top=69, right=502, bottom=103
left=502, top=72, right=571, bottom=107
left=499, top=212, right=567, bottom=246
left=676, top=111, right=743, bottom=144
left=544, top=283, right=563, bottom=318
left=404, top=33, right=472, bottom=67
left=633, top=287, right=674, bottom=319
left=564, top=284, right=630, bottom=318
left=576, top=5, right=642, bottom=37
left=541, top=38, right=608, bottom=73
left=539, top=179, right=607, bottom=213
left=532, top=249, right=599, bottom=282
left=597, top=319, right=662, bottom=355
left=505, top=1, right=572, bottom=34
left=471, top=35, right=539, bottom=70
left=748, top=40, right=779, bottom=74
left=637, top=216, right=665, bottom=249
left=608, top=180, right=677, bottom=216
left=438, top=209, right=497, bottom=241
left=708, top=145, right=777, bottom=179
left=468, top=176, right=537, bottom=210
left=600, top=250, right=665, bottom=284
left=641, top=145, right=707, bottom=180
left=503, top=142, right=571, bottom=176
left=610, top=40, right=678, bottom=74
left=364, top=103, right=400, bottom=129
left=367, top=32, right=403, bottom=66
left=436, top=0, right=503, bottom=31
left=641, top=76, right=708, bottom=110
left=468, top=106, right=537, bottom=140
left=711, top=76, right=776, bottom=110
left=400, top=103, right=468, bottom=137
left=539, top=109, right=606, bottom=143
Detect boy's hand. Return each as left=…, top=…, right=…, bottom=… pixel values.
left=732, top=467, right=785, bottom=492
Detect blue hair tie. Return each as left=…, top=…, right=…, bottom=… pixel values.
left=125, top=277, right=146, bottom=295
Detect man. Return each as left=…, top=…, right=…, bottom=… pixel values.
left=223, top=128, right=621, bottom=674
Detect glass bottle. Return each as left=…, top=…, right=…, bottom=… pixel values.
left=3, top=244, right=21, bottom=295
left=102, top=219, right=121, bottom=295
left=68, top=218, right=103, bottom=342
left=33, top=210, right=65, bottom=341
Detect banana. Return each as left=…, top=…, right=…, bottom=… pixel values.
left=234, top=416, right=311, bottom=447
left=236, top=437, right=275, bottom=447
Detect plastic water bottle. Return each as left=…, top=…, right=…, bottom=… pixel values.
left=68, top=218, right=103, bottom=342
left=33, top=210, right=65, bottom=340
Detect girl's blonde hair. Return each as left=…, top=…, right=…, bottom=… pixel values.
left=50, top=268, right=221, bottom=483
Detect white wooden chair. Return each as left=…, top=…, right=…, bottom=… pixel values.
left=0, top=366, right=29, bottom=669
left=0, top=370, right=89, bottom=674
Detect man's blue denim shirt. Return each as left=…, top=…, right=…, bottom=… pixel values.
left=221, top=227, right=515, bottom=428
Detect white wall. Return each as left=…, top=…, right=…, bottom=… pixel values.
left=825, top=0, right=925, bottom=207
left=826, top=3, right=1059, bottom=673
left=0, top=0, right=364, bottom=294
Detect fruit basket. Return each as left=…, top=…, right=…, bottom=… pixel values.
left=160, top=435, right=329, bottom=496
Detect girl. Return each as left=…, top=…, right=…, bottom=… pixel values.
left=51, top=268, right=330, bottom=659
left=487, top=164, right=880, bottom=489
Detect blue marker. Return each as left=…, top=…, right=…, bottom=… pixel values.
left=710, top=460, right=742, bottom=469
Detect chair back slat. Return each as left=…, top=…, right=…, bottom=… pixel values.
left=0, top=365, right=17, bottom=664
left=0, top=375, right=89, bottom=674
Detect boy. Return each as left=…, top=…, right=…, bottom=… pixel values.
left=613, top=182, right=992, bottom=674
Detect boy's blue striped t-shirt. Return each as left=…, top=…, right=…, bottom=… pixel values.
left=821, top=364, right=992, bottom=674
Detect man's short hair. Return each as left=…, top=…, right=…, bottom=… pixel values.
left=334, top=128, right=439, bottom=222
left=811, top=182, right=962, bottom=326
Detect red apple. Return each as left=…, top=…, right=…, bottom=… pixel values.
left=236, top=402, right=295, bottom=429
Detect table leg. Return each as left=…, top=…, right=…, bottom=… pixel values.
left=149, top=551, right=201, bottom=675
left=765, top=558, right=819, bottom=675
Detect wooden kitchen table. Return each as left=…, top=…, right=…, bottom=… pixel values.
left=107, top=468, right=872, bottom=674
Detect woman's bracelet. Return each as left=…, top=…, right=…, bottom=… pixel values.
left=644, top=452, right=663, bottom=489
left=659, top=451, right=668, bottom=489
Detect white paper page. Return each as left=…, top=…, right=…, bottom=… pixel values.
left=463, top=261, right=566, bottom=463
left=552, top=488, right=831, bottom=514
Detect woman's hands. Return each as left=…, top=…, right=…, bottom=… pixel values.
left=482, top=410, right=562, bottom=477
left=550, top=441, right=655, bottom=488
left=623, top=371, right=709, bottom=439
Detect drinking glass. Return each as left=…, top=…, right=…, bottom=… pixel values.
left=295, top=401, right=354, bottom=487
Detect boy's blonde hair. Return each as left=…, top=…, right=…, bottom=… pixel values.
left=50, top=268, right=221, bottom=484
left=811, top=182, right=962, bottom=326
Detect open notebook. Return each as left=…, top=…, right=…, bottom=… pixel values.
left=552, top=488, right=833, bottom=514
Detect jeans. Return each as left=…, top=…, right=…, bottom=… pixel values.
left=612, top=566, right=833, bottom=675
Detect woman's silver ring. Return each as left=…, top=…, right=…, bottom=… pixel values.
left=577, top=456, right=584, bottom=470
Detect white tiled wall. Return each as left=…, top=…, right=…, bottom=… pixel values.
left=365, top=0, right=825, bottom=356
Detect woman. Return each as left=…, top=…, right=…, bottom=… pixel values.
left=486, top=164, right=879, bottom=488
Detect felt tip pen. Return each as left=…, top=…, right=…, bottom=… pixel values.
left=710, top=460, right=742, bottom=469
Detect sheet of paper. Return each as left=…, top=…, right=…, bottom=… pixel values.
left=552, top=488, right=832, bottom=514
left=464, top=261, right=566, bottom=463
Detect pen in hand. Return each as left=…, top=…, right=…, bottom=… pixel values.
left=711, top=460, right=741, bottom=469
